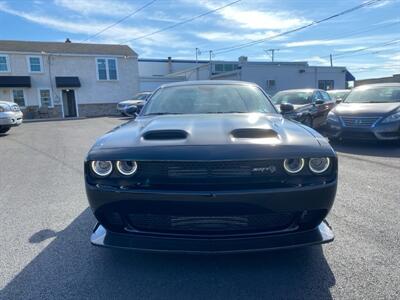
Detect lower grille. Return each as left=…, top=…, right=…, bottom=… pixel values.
left=341, top=116, right=380, bottom=128
left=127, top=213, right=297, bottom=235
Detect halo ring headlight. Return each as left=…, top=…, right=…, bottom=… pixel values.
left=309, top=157, right=330, bottom=174
left=283, top=158, right=305, bottom=174
left=116, top=160, right=138, bottom=176
left=91, top=160, right=113, bottom=177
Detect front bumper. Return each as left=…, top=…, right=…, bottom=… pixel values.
left=325, top=121, right=400, bottom=140
left=86, top=181, right=337, bottom=252
left=0, top=111, right=23, bottom=127
left=91, top=220, right=334, bottom=253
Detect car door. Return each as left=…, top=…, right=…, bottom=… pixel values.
left=311, top=91, right=327, bottom=127
left=319, top=91, right=335, bottom=122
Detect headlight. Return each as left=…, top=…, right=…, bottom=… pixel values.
left=309, top=157, right=330, bottom=174
left=327, top=111, right=339, bottom=123
left=283, top=158, right=305, bottom=174
left=381, top=111, right=400, bottom=123
left=91, top=160, right=113, bottom=177
left=116, top=160, right=137, bottom=176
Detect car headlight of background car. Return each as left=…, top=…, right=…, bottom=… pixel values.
left=327, top=111, right=340, bottom=123
left=381, top=111, right=400, bottom=123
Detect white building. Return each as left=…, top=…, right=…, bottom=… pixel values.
left=138, top=57, right=354, bottom=94
left=0, top=40, right=139, bottom=119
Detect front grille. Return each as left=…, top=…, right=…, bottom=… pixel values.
left=140, top=160, right=280, bottom=179
left=127, top=212, right=297, bottom=235
left=341, top=116, right=380, bottom=128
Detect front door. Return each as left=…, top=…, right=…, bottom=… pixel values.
left=62, top=89, right=77, bottom=118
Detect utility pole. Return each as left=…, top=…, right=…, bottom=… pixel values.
left=195, top=48, right=201, bottom=64
left=265, top=49, right=279, bottom=62
left=209, top=50, right=213, bottom=62
left=330, top=54, right=333, bottom=67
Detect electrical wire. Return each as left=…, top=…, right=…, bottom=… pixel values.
left=121, top=0, right=242, bottom=44
left=81, top=0, right=157, bottom=42
left=211, top=0, right=387, bottom=55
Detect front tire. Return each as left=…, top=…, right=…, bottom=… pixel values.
left=0, top=126, right=11, bottom=134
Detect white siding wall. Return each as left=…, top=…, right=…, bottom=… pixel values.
left=1, top=52, right=139, bottom=107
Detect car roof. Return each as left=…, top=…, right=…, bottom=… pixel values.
left=159, top=80, right=258, bottom=88
left=275, top=89, right=321, bottom=93
left=327, top=89, right=350, bottom=93
left=355, top=83, right=400, bottom=88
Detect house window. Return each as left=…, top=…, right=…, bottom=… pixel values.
left=12, top=89, right=25, bottom=107
left=0, top=55, right=10, bottom=72
left=318, top=80, right=334, bottom=90
left=96, top=58, right=118, bottom=80
left=39, top=89, right=52, bottom=107
left=266, top=80, right=276, bottom=90
left=28, top=56, right=43, bottom=72
left=214, top=63, right=238, bottom=73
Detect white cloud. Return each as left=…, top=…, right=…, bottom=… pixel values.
left=295, top=56, right=330, bottom=65
left=284, top=39, right=351, bottom=48
left=53, top=0, right=136, bottom=16
left=196, top=30, right=280, bottom=42
left=0, top=1, right=195, bottom=50
left=197, top=0, right=309, bottom=30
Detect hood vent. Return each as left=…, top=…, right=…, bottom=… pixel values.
left=231, top=128, right=278, bottom=139
left=143, top=130, right=188, bottom=140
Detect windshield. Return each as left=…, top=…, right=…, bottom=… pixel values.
left=328, top=91, right=349, bottom=100
left=134, top=93, right=150, bottom=100
left=271, top=91, right=313, bottom=105
left=345, top=86, right=400, bottom=103
left=141, top=84, right=276, bottom=115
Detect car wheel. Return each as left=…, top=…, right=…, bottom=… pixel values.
left=0, top=126, right=11, bottom=134
left=303, top=116, right=313, bottom=128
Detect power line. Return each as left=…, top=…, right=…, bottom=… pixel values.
left=212, top=0, right=386, bottom=55
left=121, top=0, right=242, bottom=44
left=81, top=0, right=157, bottom=42
left=331, top=38, right=400, bottom=59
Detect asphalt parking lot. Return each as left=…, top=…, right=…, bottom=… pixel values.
left=1, top=117, right=399, bottom=300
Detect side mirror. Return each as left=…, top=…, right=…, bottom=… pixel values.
left=315, top=99, right=324, bottom=105
left=280, top=103, right=294, bottom=114
left=125, top=105, right=138, bottom=116
left=335, top=99, right=342, bottom=104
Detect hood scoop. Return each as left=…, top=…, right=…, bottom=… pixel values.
left=143, top=130, right=188, bottom=140
left=231, top=128, right=278, bottom=139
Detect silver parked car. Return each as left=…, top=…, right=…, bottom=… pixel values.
left=0, top=101, right=23, bottom=134
left=117, top=92, right=152, bottom=116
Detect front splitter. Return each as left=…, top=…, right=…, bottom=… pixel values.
left=90, top=221, right=334, bottom=254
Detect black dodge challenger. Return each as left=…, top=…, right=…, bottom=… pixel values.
left=85, top=81, right=337, bottom=253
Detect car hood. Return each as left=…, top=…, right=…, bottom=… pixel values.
left=333, top=102, right=400, bottom=116
left=88, top=113, right=333, bottom=160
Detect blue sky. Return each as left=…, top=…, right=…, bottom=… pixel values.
left=0, top=0, right=399, bottom=79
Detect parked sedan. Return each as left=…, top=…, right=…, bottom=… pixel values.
left=272, top=89, right=335, bottom=128
left=327, top=89, right=350, bottom=103
left=117, top=92, right=152, bottom=116
left=0, top=101, right=23, bottom=134
left=85, top=80, right=337, bottom=253
left=326, top=83, right=400, bottom=142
